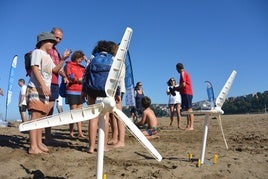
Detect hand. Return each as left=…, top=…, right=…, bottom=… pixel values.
left=62, top=49, right=72, bottom=60
left=169, top=87, right=176, bottom=96
left=63, top=77, right=69, bottom=84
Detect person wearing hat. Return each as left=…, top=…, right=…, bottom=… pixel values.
left=26, top=32, right=68, bottom=154
left=176, top=63, right=195, bottom=130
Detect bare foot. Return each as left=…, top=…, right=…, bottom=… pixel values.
left=178, top=126, right=185, bottom=130
left=107, top=139, right=118, bottom=145
left=169, top=120, right=173, bottom=126
left=38, top=143, right=49, bottom=153
left=149, top=135, right=160, bottom=140
left=28, top=147, right=44, bottom=154
left=70, top=133, right=75, bottom=139
left=185, top=127, right=194, bottom=131
left=112, top=142, right=125, bottom=148
left=87, top=146, right=95, bottom=154
left=78, top=134, right=87, bottom=138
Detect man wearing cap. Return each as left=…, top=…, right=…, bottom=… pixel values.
left=26, top=32, right=68, bottom=154
left=45, top=27, right=71, bottom=141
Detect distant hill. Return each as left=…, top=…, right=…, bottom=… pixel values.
left=123, top=90, right=268, bottom=117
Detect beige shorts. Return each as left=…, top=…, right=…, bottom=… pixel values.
left=26, top=87, right=50, bottom=115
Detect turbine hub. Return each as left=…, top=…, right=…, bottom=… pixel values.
left=102, top=96, right=116, bottom=113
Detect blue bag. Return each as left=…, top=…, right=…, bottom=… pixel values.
left=83, top=52, right=113, bottom=97
left=59, top=81, right=66, bottom=97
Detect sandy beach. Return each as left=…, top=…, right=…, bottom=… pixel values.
left=0, top=114, right=267, bottom=179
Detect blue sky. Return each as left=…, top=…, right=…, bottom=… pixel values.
left=0, top=0, right=267, bottom=120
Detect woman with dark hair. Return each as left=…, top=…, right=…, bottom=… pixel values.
left=166, top=77, right=182, bottom=128
left=134, top=82, right=145, bottom=117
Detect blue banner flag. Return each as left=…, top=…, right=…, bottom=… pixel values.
left=205, top=81, right=215, bottom=108
left=125, top=51, right=135, bottom=106
left=5, top=55, right=18, bottom=121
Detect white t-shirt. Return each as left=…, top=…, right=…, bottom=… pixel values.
left=28, top=49, right=55, bottom=89
left=167, top=85, right=181, bottom=105
left=19, top=84, right=27, bottom=105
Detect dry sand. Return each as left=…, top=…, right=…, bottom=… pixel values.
left=0, top=114, right=267, bottom=179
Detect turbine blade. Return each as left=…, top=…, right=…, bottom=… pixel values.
left=19, top=103, right=103, bottom=131
left=215, top=70, right=237, bottom=108
left=113, top=108, right=162, bottom=162
left=217, top=115, right=229, bottom=150
left=105, top=27, right=133, bottom=97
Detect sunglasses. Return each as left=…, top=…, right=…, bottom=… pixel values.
left=55, top=36, right=62, bottom=41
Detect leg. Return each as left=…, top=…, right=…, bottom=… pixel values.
left=113, top=95, right=125, bottom=148
left=88, top=117, right=98, bottom=153
left=76, top=104, right=86, bottom=138
left=28, top=111, right=46, bottom=154
left=37, top=128, right=49, bottom=152
left=45, top=101, right=55, bottom=140
left=107, top=113, right=118, bottom=145
left=69, top=104, right=78, bottom=138
left=77, top=122, right=86, bottom=138
left=176, top=104, right=183, bottom=129
left=87, top=96, right=98, bottom=153
left=69, top=123, right=75, bottom=138
left=185, top=108, right=194, bottom=130
left=19, top=111, right=27, bottom=123
left=169, top=105, right=174, bottom=126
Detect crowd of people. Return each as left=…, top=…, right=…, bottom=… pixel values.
left=18, top=27, right=194, bottom=155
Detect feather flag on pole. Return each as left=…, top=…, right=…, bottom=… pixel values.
left=5, top=55, right=18, bottom=121
left=205, top=81, right=215, bottom=109
left=125, top=51, right=135, bottom=106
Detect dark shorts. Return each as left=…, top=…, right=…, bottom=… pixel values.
left=168, top=103, right=179, bottom=108
left=50, top=83, right=59, bottom=101
left=86, top=86, right=120, bottom=98
left=146, top=128, right=157, bottom=136
left=65, top=94, right=85, bottom=105
left=181, top=94, right=193, bottom=110
left=130, top=106, right=136, bottom=113
left=19, top=105, right=27, bottom=112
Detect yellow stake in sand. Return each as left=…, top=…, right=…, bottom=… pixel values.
left=188, top=153, right=193, bottom=161
left=213, top=154, right=218, bottom=164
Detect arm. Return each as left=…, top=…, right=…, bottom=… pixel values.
left=59, top=68, right=69, bottom=83
left=135, top=111, right=147, bottom=126
left=18, top=93, right=25, bottom=106
left=52, top=49, right=71, bottom=74
left=32, top=65, right=50, bottom=96
left=167, top=86, right=171, bottom=95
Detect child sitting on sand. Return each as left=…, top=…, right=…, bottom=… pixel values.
left=135, top=96, right=160, bottom=140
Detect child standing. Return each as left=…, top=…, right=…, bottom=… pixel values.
left=135, top=96, right=160, bottom=140
left=82, top=40, right=124, bottom=153
left=26, top=32, right=67, bottom=154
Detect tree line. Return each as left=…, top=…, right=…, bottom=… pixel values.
left=123, top=91, right=268, bottom=117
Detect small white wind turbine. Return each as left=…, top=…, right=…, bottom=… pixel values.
left=19, top=27, right=162, bottom=179
left=183, top=70, right=237, bottom=164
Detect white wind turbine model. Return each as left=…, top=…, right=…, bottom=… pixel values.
left=19, top=27, right=162, bottom=179
left=183, top=70, right=237, bottom=164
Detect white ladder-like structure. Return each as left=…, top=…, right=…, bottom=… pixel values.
left=183, top=70, right=237, bottom=164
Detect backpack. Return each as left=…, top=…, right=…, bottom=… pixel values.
left=59, top=80, right=67, bottom=97
left=83, top=52, right=113, bottom=97
left=24, top=51, right=32, bottom=76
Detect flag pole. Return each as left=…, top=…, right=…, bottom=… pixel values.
left=5, top=55, right=18, bottom=121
